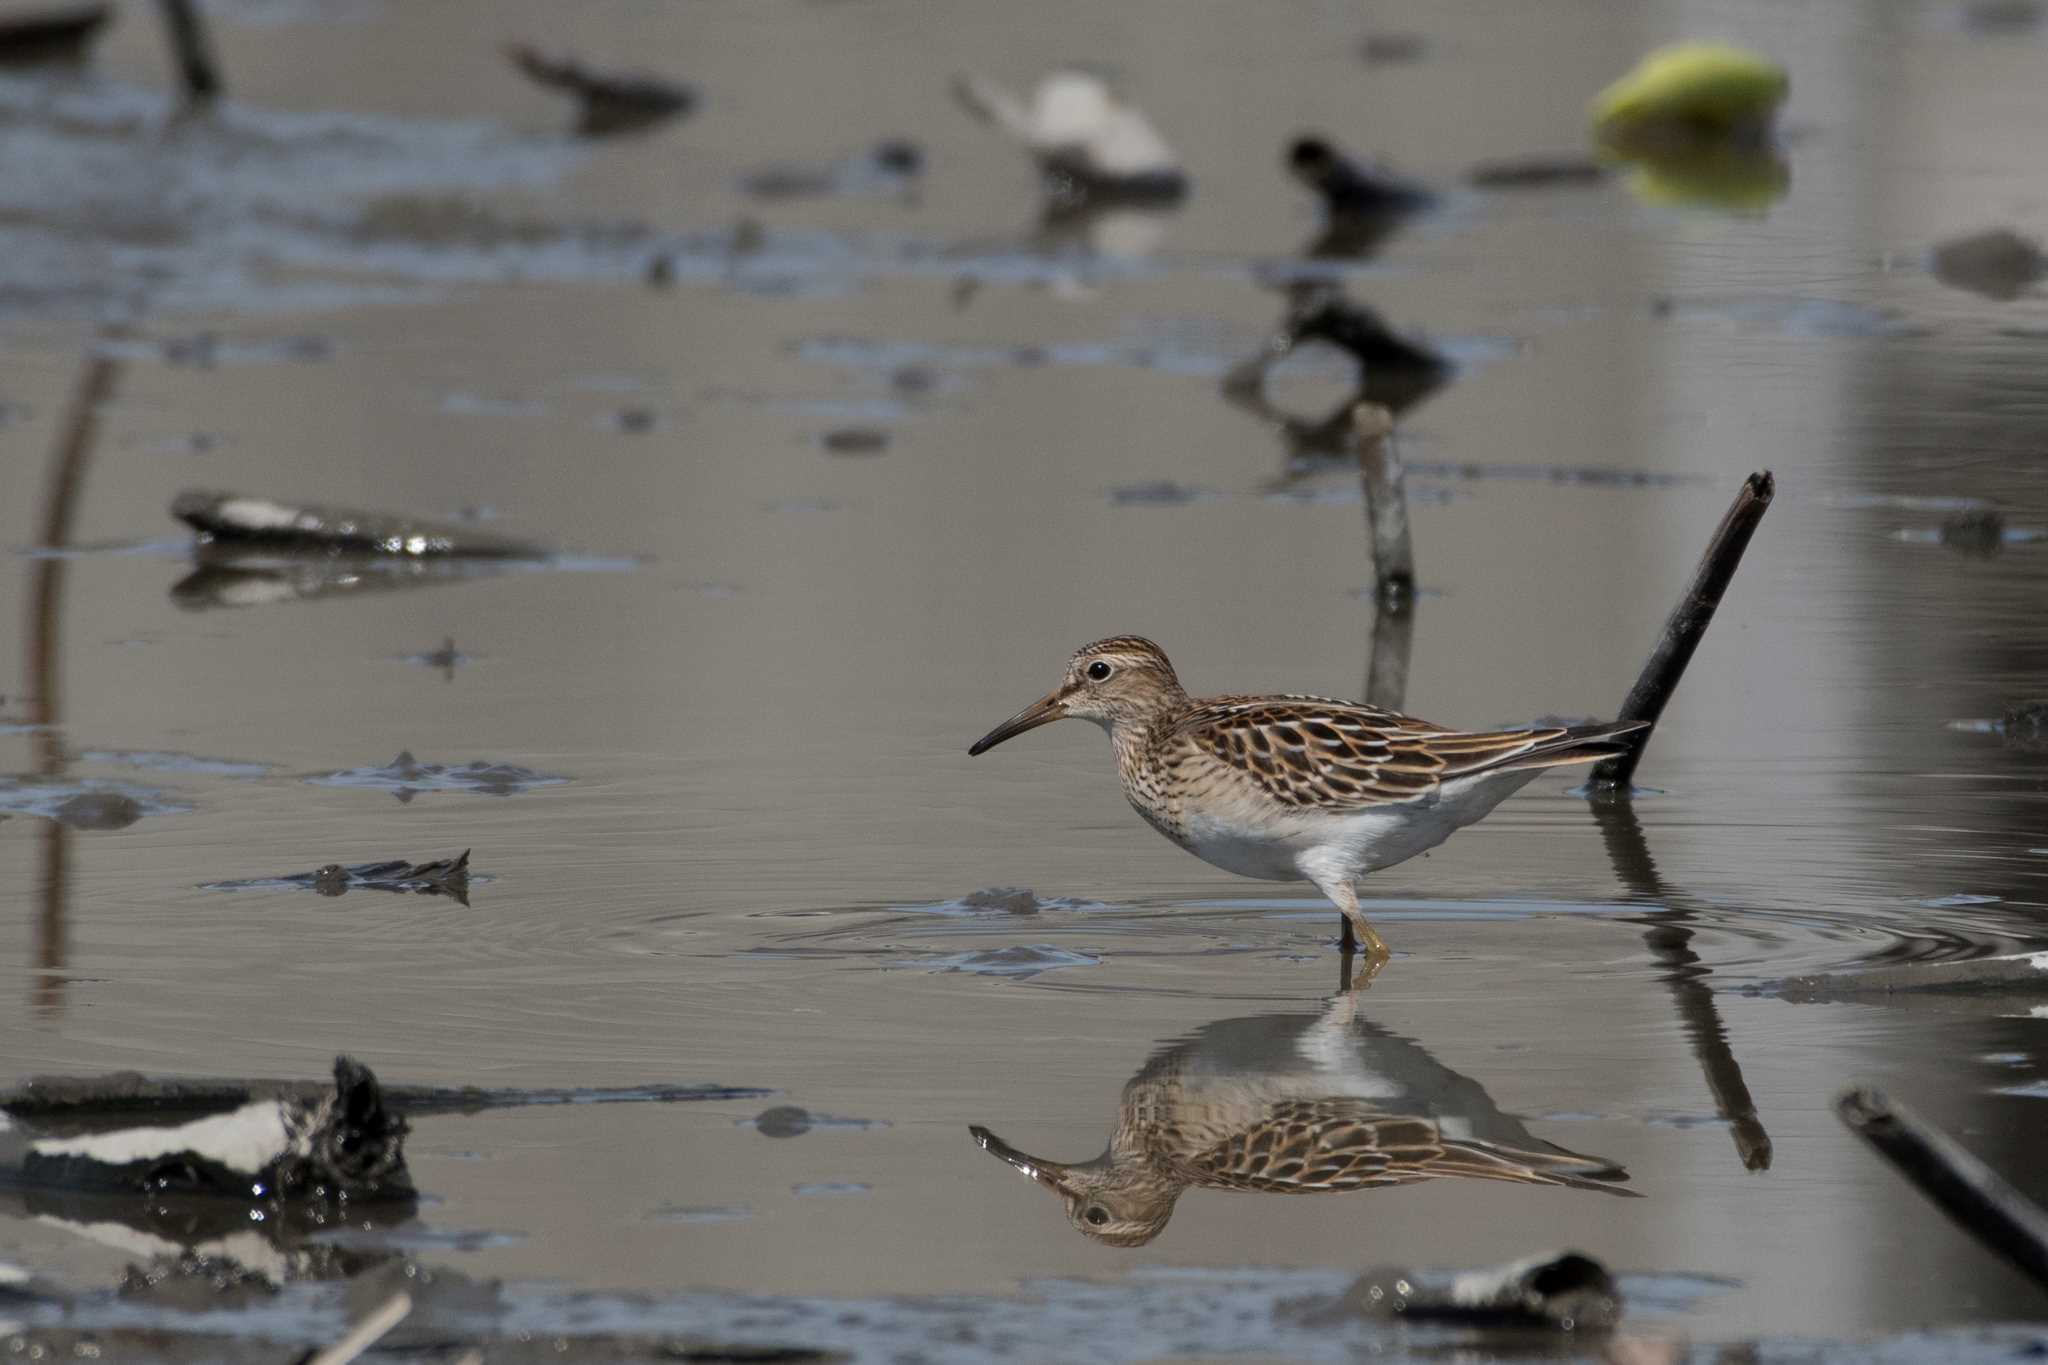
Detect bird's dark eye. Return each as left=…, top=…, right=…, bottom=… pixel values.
left=1084, top=1205, right=1110, bottom=1226
left=1086, top=661, right=1112, bottom=682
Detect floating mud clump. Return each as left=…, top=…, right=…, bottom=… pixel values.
left=1930, top=228, right=2045, bottom=301
left=752, top=1105, right=814, bottom=1138
left=173, top=490, right=546, bottom=558
left=0, top=776, right=185, bottom=827
left=203, top=850, right=475, bottom=904
left=1941, top=508, right=2008, bottom=556
left=742, top=1106, right=887, bottom=1138
left=52, top=790, right=144, bottom=829
left=959, top=888, right=1047, bottom=915
left=4, top=1056, right=412, bottom=1204
left=306, top=751, right=568, bottom=799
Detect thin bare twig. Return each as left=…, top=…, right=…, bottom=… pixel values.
left=1589, top=471, right=1774, bottom=791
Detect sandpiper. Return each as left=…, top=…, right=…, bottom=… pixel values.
left=970, top=992, right=1631, bottom=1247
left=968, top=636, right=1646, bottom=957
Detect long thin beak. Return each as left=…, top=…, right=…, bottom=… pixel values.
left=968, top=1124, right=1073, bottom=1196
left=967, top=690, right=1065, bottom=756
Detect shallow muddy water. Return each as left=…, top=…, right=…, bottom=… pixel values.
left=5, top=0, right=2048, bottom=1358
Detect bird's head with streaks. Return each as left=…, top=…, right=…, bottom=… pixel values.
left=968, top=636, right=1188, bottom=755
left=968, top=1125, right=1179, bottom=1246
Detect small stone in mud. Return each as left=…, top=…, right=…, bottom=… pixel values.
left=1941, top=508, right=2007, bottom=556
left=753, top=1105, right=814, bottom=1138
left=821, top=426, right=889, bottom=455
left=53, top=791, right=144, bottom=830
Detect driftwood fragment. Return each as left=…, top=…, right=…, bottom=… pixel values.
left=173, top=490, right=545, bottom=558
left=1838, top=1087, right=2048, bottom=1291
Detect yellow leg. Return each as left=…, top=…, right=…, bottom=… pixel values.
left=1314, top=873, right=1391, bottom=963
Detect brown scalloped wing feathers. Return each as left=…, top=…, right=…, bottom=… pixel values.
left=1175, top=695, right=1582, bottom=811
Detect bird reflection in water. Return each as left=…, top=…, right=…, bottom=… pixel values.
left=970, top=994, right=1633, bottom=1247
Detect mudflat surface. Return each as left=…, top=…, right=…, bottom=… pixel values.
left=5, top=0, right=2048, bottom=1357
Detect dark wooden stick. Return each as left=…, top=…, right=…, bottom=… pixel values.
left=1364, top=593, right=1413, bottom=713
left=1588, top=471, right=1774, bottom=791
left=1354, top=403, right=1414, bottom=607
left=155, top=0, right=220, bottom=106
left=1838, top=1086, right=2048, bottom=1290
left=1356, top=403, right=1414, bottom=711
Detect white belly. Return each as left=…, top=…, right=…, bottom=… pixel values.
left=1178, top=816, right=1310, bottom=881
left=1159, top=767, right=1545, bottom=884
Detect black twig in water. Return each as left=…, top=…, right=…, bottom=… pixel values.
left=1837, top=1086, right=2048, bottom=1291
left=1589, top=470, right=1774, bottom=792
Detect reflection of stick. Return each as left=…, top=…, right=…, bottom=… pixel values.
left=1838, top=1087, right=2048, bottom=1290
left=27, top=344, right=119, bottom=1022
left=155, top=0, right=220, bottom=106
left=1589, top=471, right=1774, bottom=792
left=1596, top=800, right=1771, bottom=1171
left=307, top=1291, right=412, bottom=1365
